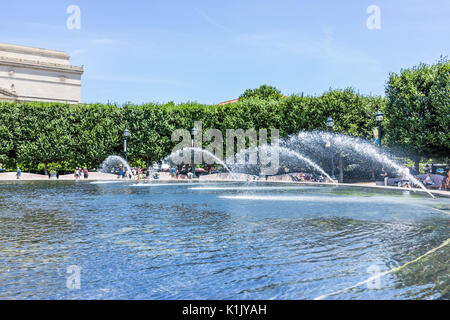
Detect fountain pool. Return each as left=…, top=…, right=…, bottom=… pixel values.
left=0, top=180, right=448, bottom=299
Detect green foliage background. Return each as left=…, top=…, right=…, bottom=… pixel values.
left=0, top=59, right=448, bottom=172
left=384, top=57, right=450, bottom=168
left=0, top=88, right=384, bottom=171
left=239, top=84, right=284, bottom=100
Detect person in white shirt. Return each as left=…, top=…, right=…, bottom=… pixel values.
left=400, top=165, right=411, bottom=188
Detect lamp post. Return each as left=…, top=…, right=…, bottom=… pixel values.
left=191, top=127, right=198, bottom=178
left=124, top=129, right=130, bottom=163
left=376, top=110, right=384, bottom=150
left=375, top=110, right=384, bottom=185
left=326, top=117, right=336, bottom=181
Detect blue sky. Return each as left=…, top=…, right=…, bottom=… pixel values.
left=1, top=0, right=449, bottom=104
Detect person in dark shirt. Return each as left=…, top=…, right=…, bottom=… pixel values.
left=380, top=167, right=388, bottom=186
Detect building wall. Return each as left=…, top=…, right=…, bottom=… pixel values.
left=0, top=65, right=81, bottom=103
left=0, top=43, right=83, bottom=103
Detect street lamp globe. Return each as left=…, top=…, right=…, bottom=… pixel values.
left=191, top=127, right=198, bottom=137
left=124, top=129, right=130, bottom=138
left=376, top=110, right=384, bottom=123
left=326, top=117, right=334, bottom=128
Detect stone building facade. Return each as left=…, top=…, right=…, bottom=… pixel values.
left=0, top=43, right=83, bottom=103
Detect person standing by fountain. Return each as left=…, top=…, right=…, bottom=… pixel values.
left=380, top=168, right=388, bottom=186
left=16, top=167, right=21, bottom=180
left=83, top=167, right=89, bottom=180
left=400, top=164, right=411, bottom=189
left=137, top=167, right=142, bottom=181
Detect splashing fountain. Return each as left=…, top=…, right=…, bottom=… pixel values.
left=99, top=155, right=134, bottom=178
left=282, top=131, right=435, bottom=198
left=164, top=147, right=236, bottom=178
left=2, top=130, right=448, bottom=300
left=161, top=129, right=434, bottom=198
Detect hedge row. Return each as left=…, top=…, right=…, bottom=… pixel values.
left=0, top=88, right=384, bottom=171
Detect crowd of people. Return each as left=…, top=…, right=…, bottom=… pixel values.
left=292, top=172, right=326, bottom=183
left=74, top=168, right=89, bottom=180
left=116, top=166, right=160, bottom=181
left=396, top=164, right=450, bottom=190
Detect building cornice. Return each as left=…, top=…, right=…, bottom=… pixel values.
left=17, top=95, right=79, bottom=104
left=0, top=43, right=70, bottom=60
left=0, top=56, right=84, bottom=75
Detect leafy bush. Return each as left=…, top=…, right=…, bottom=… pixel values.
left=384, top=57, right=450, bottom=170
left=0, top=89, right=385, bottom=170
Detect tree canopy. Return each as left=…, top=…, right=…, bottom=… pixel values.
left=239, top=84, right=283, bottom=100
left=384, top=57, right=450, bottom=167
left=0, top=89, right=383, bottom=171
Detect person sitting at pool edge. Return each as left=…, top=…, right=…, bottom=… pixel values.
left=442, top=171, right=450, bottom=190
left=423, top=174, right=436, bottom=188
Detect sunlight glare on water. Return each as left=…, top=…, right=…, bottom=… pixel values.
left=0, top=181, right=448, bottom=299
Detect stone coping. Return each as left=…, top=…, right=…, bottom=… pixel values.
left=0, top=43, right=70, bottom=59
left=0, top=56, right=84, bottom=73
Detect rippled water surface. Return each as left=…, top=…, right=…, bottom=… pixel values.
left=0, top=181, right=449, bottom=299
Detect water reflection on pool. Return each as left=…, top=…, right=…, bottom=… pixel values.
left=0, top=181, right=448, bottom=299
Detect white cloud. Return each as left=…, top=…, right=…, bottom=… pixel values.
left=195, top=8, right=231, bottom=33
left=234, top=27, right=382, bottom=71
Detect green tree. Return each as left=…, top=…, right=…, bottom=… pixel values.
left=239, top=84, right=283, bottom=100
left=1, top=63, right=447, bottom=176
left=0, top=103, right=18, bottom=168
left=16, top=104, right=73, bottom=174
left=73, top=104, right=122, bottom=168
left=384, top=57, right=450, bottom=171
